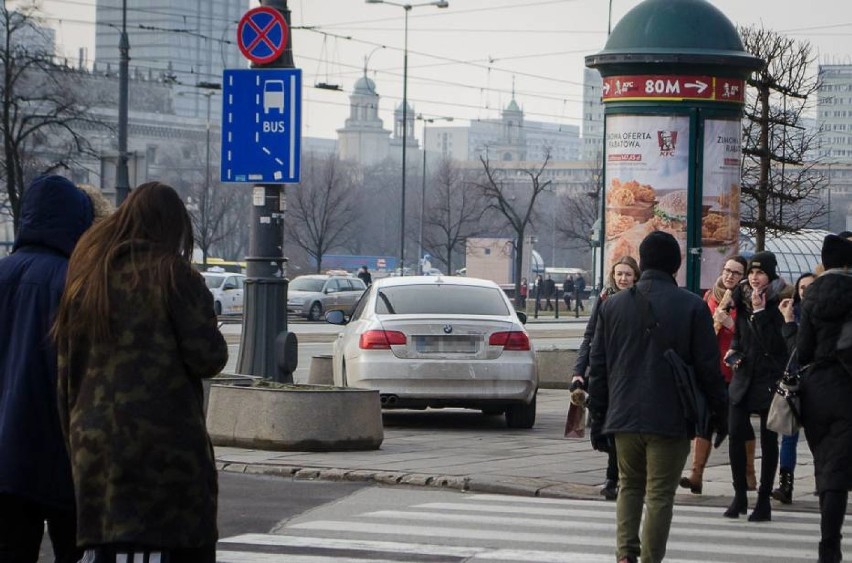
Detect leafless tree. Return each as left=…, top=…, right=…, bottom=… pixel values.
left=422, top=158, right=486, bottom=274
left=740, top=25, right=824, bottom=250
left=187, top=181, right=246, bottom=266
left=473, top=152, right=552, bottom=307
left=555, top=159, right=603, bottom=251
left=1, top=3, right=105, bottom=230
left=284, top=154, right=359, bottom=273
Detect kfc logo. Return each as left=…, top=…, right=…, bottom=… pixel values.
left=658, top=130, right=678, bottom=156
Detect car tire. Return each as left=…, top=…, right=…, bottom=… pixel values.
left=214, top=301, right=222, bottom=316
left=308, top=301, right=323, bottom=321
left=505, top=395, right=536, bottom=429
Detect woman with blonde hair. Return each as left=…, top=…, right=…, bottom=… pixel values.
left=54, top=182, right=228, bottom=563
left=572, top=255, right=641, bottom=500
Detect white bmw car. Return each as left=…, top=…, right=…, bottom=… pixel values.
left=325, top=275, right=538, bottom=428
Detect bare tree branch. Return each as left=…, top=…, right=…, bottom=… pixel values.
left=473, top=152, right=553, bottom=307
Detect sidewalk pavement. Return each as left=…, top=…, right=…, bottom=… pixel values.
left=215, top=388, right=820, bottom=513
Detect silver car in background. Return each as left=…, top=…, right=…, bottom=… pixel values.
left=326, top=276, right=538, bottom=428
left=287, top=274, right=367, bottom=321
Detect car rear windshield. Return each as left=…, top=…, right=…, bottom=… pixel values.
left=289, top=278, right=325, bottom=292
left=203, top=275, right=224, bottom=289
left=375, top=285, right=510, bottom=316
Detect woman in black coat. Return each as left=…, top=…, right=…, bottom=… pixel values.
left=723, top=251, right=789, bottom=522
left=798, top=235, right=852, bottom=563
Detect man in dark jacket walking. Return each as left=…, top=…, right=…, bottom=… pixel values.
left=588, top=231, right=728, bottom=563
left=0, top=176, right=94, bottom=563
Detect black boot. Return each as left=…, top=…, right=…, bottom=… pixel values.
left=771, top=469, right=794, bottom=504
left=748, top=492, right=772, bottom=522
left=723, top=490, right=748, bottom=518
left=600, top=479, right=618, bottom=501
left=818, top=541, right=842, bottom=563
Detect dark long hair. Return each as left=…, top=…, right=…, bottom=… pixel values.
left=54, top=182, right=194, bottom=341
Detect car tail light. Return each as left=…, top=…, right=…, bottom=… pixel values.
left=489, top=331, right=530, bottom=351
left=359, top=330, right=407, bottom=349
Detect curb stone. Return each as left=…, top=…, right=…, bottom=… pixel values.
left=217, top=462, right=823, bottom=514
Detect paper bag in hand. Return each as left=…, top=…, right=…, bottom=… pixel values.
left=564, top=389, right=588, bottom=438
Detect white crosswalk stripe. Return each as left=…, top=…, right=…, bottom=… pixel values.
left=217, top=492, right=832, bottom=562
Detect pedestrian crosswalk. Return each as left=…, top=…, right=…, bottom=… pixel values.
left=217, top=492, right=830, bottom=562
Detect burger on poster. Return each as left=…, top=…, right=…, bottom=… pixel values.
left=653, top=190, right=687, bottom=226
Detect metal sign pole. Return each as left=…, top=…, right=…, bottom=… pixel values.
left=236, top=0, right=296, bottom=381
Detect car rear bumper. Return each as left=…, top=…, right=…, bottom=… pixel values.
left=343, top=356, right=538, bottom=405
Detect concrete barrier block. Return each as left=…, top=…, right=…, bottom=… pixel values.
left=308, top=355, right=334, bottom=385
left=535, top=348, right=578, bottom=389
left=206, top=384, right=384, bottom=451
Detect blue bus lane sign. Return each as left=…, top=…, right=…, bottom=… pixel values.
left=220, top=68, right=302, bottom=184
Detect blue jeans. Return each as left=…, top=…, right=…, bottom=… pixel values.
left=779, top=431, right=799, bottom=471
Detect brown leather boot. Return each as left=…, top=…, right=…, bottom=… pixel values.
left=745, top=439, right=757, bottom=491
left=679, top=437, right=712, bottom=494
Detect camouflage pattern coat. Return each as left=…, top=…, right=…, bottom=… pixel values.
left=57, top=243, right=228, bottom=549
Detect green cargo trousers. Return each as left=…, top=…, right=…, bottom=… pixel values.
left=614, top=433, right=690, bottom=563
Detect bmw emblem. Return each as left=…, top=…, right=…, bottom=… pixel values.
left=443, top=324, right=453, bottom=334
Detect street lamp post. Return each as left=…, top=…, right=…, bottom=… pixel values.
left=365, top=0, right=448, bottom=275
left=177, top=82, right=221, bottom=265
left=115, top=0, right=130, bottom=205
left=415, top=114, right=452, bottom=272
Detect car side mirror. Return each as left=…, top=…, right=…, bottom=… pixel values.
left=516, top=311, right=528, bottom=325
left=325, top=310, right=348, bottom=325
left=223, top=283, right=237, bottom=291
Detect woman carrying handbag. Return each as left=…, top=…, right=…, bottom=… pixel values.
left=723, top=251, right=789, bottom=522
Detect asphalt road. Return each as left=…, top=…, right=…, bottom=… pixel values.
left=37, top=472, right=367, bottom=562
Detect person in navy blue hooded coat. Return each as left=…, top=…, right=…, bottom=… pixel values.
left=0, top=175, right=94, bottom=563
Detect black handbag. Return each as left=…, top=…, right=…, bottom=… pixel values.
left=632, top=287, right=712, bottom=439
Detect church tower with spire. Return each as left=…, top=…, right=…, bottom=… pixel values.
left=493, top=79, right=526, bottom=161
left=337, top=66, right=392, bottom=166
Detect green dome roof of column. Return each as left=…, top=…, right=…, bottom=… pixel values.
left=587, top=0, right=762, bottom=73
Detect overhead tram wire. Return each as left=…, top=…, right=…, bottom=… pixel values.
left=313, top=0, right=582, bottom=29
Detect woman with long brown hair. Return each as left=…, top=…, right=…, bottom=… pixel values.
left=54, top=182, right=228, bottom=563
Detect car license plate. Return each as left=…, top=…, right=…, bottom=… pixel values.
left=415, top=335, right=477, bottom=354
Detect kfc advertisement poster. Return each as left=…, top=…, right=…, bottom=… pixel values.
left=700, top=119, right=742, bottom=289
left=604, top=115, right=690, bottom=285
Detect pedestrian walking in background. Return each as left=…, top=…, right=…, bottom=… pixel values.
left=574, top=273, right=586, bottom=317
left=563, top=275, right=574, bottom=311
left=772, top=272, right=815, bottom=505
left=544, top=274, right=556, bottom=311
left=588, top=231, right=728, bottom=563
left=798, top=234, right=852, bottom=563
left=681, top=256, right=756, bottom=495
left=54, top=182, right=228, bottom=563
left=357, top=265, right=372, bottom=286
left=519, top=277, right=528, bottom=308
left=533, top=274, right=544, bottom=317
left=572, top=255, right=640, bottom=501
left=723, top=251, right=789, bottom=522
left=0, top=176, right=95, bottom=563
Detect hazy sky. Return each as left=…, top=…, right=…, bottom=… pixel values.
left=23, top=0, right=852, bottom=140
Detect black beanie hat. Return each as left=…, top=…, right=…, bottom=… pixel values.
left=822, top=234, right=852, bottom=269
left=747, top=251, right=778, bottom=281
left=639, top=230, right=682, bottom=275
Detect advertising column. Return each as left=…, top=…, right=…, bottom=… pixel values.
left=604, top=115, right=690, bottom=285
